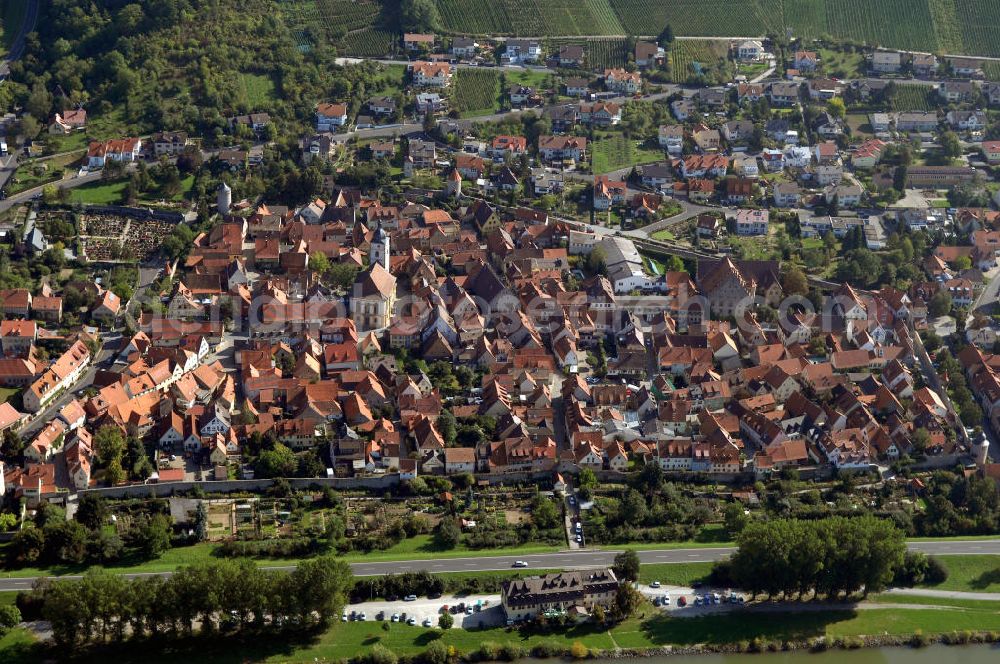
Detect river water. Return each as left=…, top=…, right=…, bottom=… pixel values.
left=585, top=644, right=1000, bottom=664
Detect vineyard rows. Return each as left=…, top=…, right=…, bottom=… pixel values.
left=608, top=0, right=782, bottom=38
left=436, top=0, right=622, bottom=36
left=339, top=28, right=395, bottom=57
left=451, top=69, right=501, bottom=117
left=284, top=0, right=1000, bottom=58
left=668, top=41, right=731, bottom=83
left=891, top=84, right=934, bottom=112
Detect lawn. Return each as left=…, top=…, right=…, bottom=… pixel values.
left=504, top=68, right=553, bottom=90
left=7, top=151, right=83, bottom=195
left=367, top=64, right=407, bottom=97
left=88, top=605, right=1000, bottom=663
left=0, top=387, right=19, bottom=405
left=637, top=562, right=714, bottom=586
left=817, top=47, right=865, bottom=78
left=70, top=174, right=195, bottom=207
left=43, top=131, right=91, bottom=155
left=918, top=555, right=1000, bottom=593
left=71, top=179, right=130, bottom=205
left=591, top=135, right=663, bottom=174
left=0, top=629, right=38, bottom=664
left=651, top=229, right=675, bottom=241
left=236, top=73, right=277, bottom=109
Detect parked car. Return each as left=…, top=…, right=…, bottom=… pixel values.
left=575, top=534, right=582, bottom=543
left=693, top=596, right=702, bottom=606
left=465, top=606, right=474, bottom=615
left=341, top=612, right=349, bottom=622
left=650, top=581, right=661, bottom=588
left=391, top=613, right=400, bottom=622
left=677, top=596, right=687, bottom=607
left=404, top=594, right=417, bottom=602
left=422, top=618, right=433, bottom=627
left=662, top=595, right=670, bottom=606
left=407, top=617, right=417, bottom=626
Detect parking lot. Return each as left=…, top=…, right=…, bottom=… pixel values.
left=344, top=593, right=504, bottom=629
left=639, top=582, right=749, bottom=616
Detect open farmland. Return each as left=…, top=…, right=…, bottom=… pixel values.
left=451, top=69, right=501, bottom=117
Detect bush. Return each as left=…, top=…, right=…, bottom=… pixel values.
left=570, top=641, right=589, bottom=659
left=423, top=640, right=449, bottom=664
left=358, top=644, right=399, bottom=664
left=476, top=642, right=501, bottom=662
left=0, top=604, right=21, bottom=635
left=498, top=643, right=527, bottom=661
left=924, top=556, right=948, bottom=585
left=531, top=640, right=563, bottom=658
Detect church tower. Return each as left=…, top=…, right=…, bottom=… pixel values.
left=370, top=221, right=389, bottom=271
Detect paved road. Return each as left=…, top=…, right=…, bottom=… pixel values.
left=1, top=540, right=998, bottom=592
left=0, top=0, right=39, bottom=79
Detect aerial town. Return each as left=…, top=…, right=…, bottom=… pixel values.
left=2, top=1, right=1000, bottom=660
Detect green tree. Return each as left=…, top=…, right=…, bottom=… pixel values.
left=434, top=518, right=461, bottom=549
left=310, top=251, right=331, bottom=275
left=723, top=503, right=750, bottom=537
left=438, top=611, right=454, bottom=629
left=0, top=604, right=21, bottom=636
left=133, top=514, right=172, bottom=558
left=940, top=130, right=962, bottom=160
left=612, top=549, right=641, bottom=583
left=928, top=290, right=952, bottom=317
left=782, top=266, right=809, bottom=296
left=400, top=0, right=441, bottom=32
left=438, top=410, right=457, bottom=446
left=94, top=426, right=126, bottom=464
left=75, top=494, right=109, bottom=531
left=587, top=245, right=607, bottom=275
left=256, top=443, right=297, bottom=478
left=531, top=495, right=561, bottom=530
left=1, top=429, right=24, bottom=460
left=612, top=582, right=643, bottom=620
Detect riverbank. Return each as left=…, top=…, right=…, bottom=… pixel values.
left=4, top=596, right=1000, bottom=663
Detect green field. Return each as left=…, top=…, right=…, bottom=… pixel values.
left=918, top=555, right=1000, bottom=593
left=817, top=47, right=865, bottom=78
left=591, top=135, right=663, bottom=174
left=451, top=68, right=502, bottom=117
left=637, top=561, right=713, bottom=585
left=236, top=73, right=277, bottom=109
